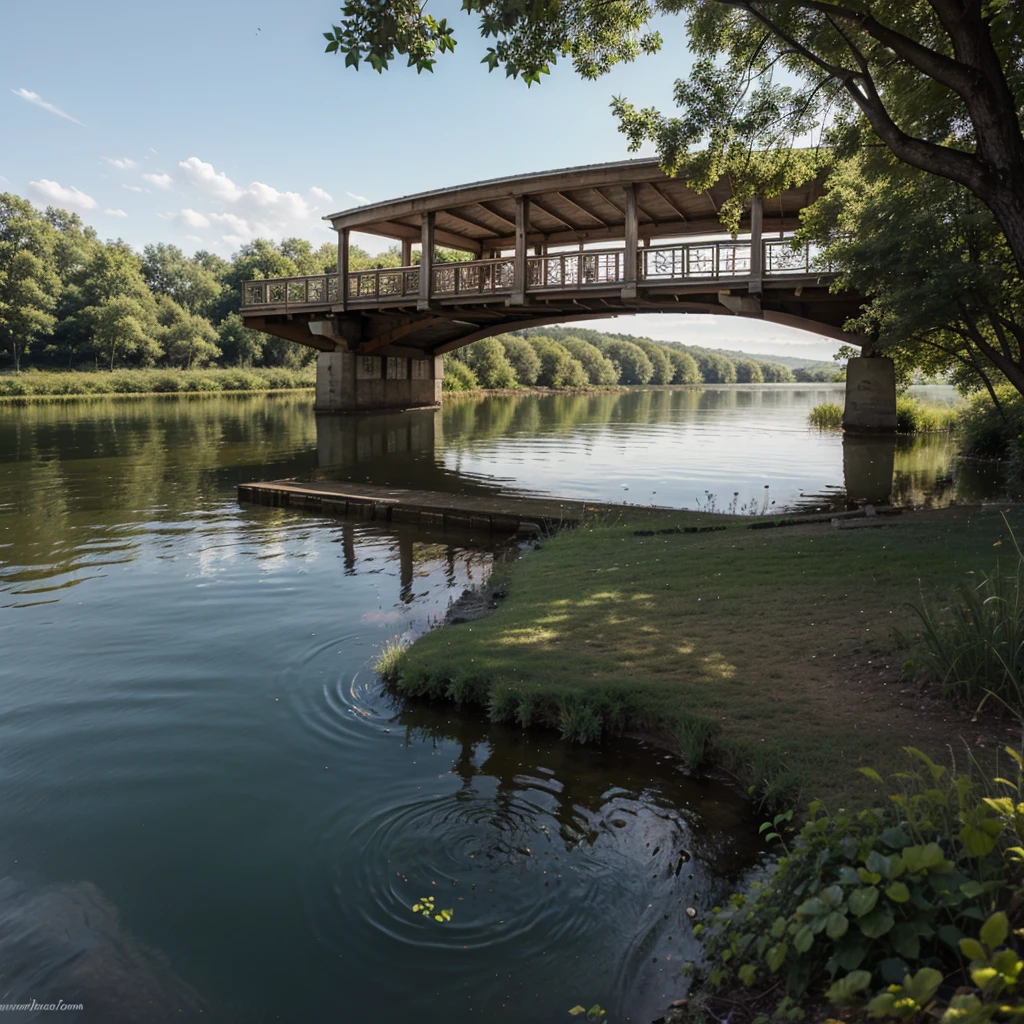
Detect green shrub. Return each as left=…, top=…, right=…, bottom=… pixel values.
left=462, top=338, right=519, bottom=388
left=689, top=747, right=1024, bottom=1022
left=499, top=336, right=542, bottom=386
left=667, top=348, right=702, bottom=384
left=697, top=352, right=737, bottom=383
left=896, top=396, right=958, bottom=433
left=602, top=340, right=654, bottom=384
left=958, top=388, right=1024, bottom=458
left=562, top=338, right=619, bottom=386
left=442, top=360, right=479, bottom=392
left=913, top=530, right=1024, bottom=713
left=762, top=362, right=797, bottom=383
left=0, top=377, right=35, bottom=396
left=808, top=402, right=844, bottom=427
left=734, top=358, right=766, bottom=384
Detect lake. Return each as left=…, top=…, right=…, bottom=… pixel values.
left=0, top=384, right=995, bottom=1023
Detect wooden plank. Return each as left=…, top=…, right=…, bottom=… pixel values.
left=419, top=212, right=435, bottom=311
left=337, top=227, right=350, bottom=311
left=474, top=202, right=518, bottom=232
left=512, top=196, right=529, bottom=305
left=526, top=197, right=575, bottom=231
left=648, top=182, right=689, bottom=223
left=622, top=184, right=638, bottom=299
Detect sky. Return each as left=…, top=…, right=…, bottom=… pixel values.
left=3, top=0, right=840, bottom=362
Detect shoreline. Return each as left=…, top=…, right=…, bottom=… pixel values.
left=376, top=502, right=1008, bottom=809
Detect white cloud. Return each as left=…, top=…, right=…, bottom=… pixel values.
left=309, top=186, right=333, bottom=204
left=178, top=208, right=210, bottom=229
left=0, top=175, right=11, bottom=187
left=210, top=211, right=250, bottom=234
left=143, top=172, right=173, bottom=189
left=185, top=234, right=204, bottom=244
left=28, top=179, right=97, bottom=212
left=178, top=157, right=242, bottom=201
left=346, top=191, right=370, bottom=205
left=104, top=208, right=129, bottom=218
left=104, top=157, right=138, bottom=170
left=12, top=88, right=86, bottom=127
left=123, top=184, right=147, bottom=193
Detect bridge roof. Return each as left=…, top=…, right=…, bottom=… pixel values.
left=325, top=158, right=825, bottom=253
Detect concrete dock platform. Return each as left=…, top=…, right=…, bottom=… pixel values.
left=237, top=479, right=681, bottom=535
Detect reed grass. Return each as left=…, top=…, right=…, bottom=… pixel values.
left=808, top=402, right=844, bottom=428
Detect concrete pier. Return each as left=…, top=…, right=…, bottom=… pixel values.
left=843, top=357, right=897, bottom=433
left=315, top=351, right=442, bottom=413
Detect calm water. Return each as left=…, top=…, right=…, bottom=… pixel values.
left=0, top=386, right=995, bottom=1023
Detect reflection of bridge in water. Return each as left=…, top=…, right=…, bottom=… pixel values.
left=238, top=159, right=894, bottom=430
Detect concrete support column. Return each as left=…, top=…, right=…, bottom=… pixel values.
left=315, top=348, right=442, bottom=413
left=315, top=349, right=356, bottom=412
left=401, top=238, right=413, bottom=267
left=842, top=357, right=897, bottom=433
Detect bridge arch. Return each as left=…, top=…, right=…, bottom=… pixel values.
left=240, top=158, right=888, bottom=427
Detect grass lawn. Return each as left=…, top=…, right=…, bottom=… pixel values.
left=383, top=504, right=1021, bottom=807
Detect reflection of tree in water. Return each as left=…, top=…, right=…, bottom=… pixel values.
left=392, top=702, right=758, bottom=876
left=0, top=395, right=319, bottom=585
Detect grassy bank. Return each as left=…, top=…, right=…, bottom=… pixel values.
left=808, top=396, right=959, bottom=432
left=0, top=367, right=315, bottom=398
left=379, top=505, right=1017, bottom=807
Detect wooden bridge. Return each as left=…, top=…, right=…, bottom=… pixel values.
left=239, top=158, right=886, bottom=425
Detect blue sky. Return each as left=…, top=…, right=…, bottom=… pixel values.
left=4, top=0, right=840, bottom=361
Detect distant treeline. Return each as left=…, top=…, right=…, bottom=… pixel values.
left=444, top=326, right=844, bottom=391
left=0, top=193, right=462, bottom=374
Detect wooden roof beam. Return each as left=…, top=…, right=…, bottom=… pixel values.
left=525, top=197, right=575, bottom=231
left=371, top=219, right=483, bottom=255
left=474, top=202, right=517, bottom=232
left=439, top=208, right=501, bottom=238
left=554, top=191, right=608, bottom=228
left=649, top=183, right=689, bottom=223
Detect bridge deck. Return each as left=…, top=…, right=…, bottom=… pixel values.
left=237, top=479, right=690, bottom=534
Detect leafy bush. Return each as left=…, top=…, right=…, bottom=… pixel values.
left=500, top=336, right=542, bottom=386
left=667, top=348, right=702, bottom=384
left=442, top=360, right=479, bottom=392
left=762, top=362, right=797, bottom=383
left=461, top=338, right=518, bottom=388
left=896, top=396, right=958, bottom=433
left=913, top=530, right=1024, bottom=713
left=602, top=340, right=654, bottom=385
left=698, top=352, right=738, bottom=383
left=0, top=368, right=314, bottom=398
left=633, top=339, right=674, bottom=384
left=689, top=747, right=1024, bottom=1023
left=735, top=358, right=766, bottom=384
left=958, top=388, right=1024, bottom=458
left=562, top=338, right=619, bottom=386
left=809, top=402, right=844, bottom=427
left=528, top=338, right=589, bottom=388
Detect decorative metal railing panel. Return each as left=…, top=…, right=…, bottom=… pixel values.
left=239, top=239, right=828, bottom=310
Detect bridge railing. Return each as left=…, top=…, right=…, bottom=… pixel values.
left=240, top=239, right=827, bottom=310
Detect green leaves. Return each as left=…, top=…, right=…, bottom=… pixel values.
left=826, top=970, right=871, bottom=1005
left=849, top=886, right=879, bottom=917
left=980, top=912, right=1009, bottom=950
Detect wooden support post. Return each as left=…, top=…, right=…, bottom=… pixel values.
left=749, top=195, right=763, bottom=296
left=622, top=183, right=638, bottom=299
left=337, top=227, right=350, bottom=311
left=512, top=196, right=529, bottom=305
left=418, top=212, right=435, bottom=311
left=401, top=238, right=413, bottom=267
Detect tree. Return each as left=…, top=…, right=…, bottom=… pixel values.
left=697, top=352, right=737, bottom=384
left=561, top=337, right=619, bottom=385
left=0, top=194, right=59, bottom=370
left=217, top=312, right=265, bottom=367
left=142, top=243, right=221, bottom=316
left=281, top=238, right=336, bottom=276
left=666, top=347, right=701, bottom=384
left=91, top=295, right=160, bottom=370
left=158, top=298, right=221, bottom=369
left=325, top=3, right=1024, bottom=279
left=500, top=335, right=542, bottom=385
left=461, top=337, right=518, bottom=388
left=528, top=337, right=589, bottom=388
left=734, top=358, right=765, bottom=384
left=632, top=338, right=673, bottom=384
left=603, top=340, right=654, bottom=385
left=801, top=151, right=1024, bottom=402
left=760, top=362, right=795, bottom=383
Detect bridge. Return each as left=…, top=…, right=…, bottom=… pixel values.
left=240, top=158, right=893, bottom=430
